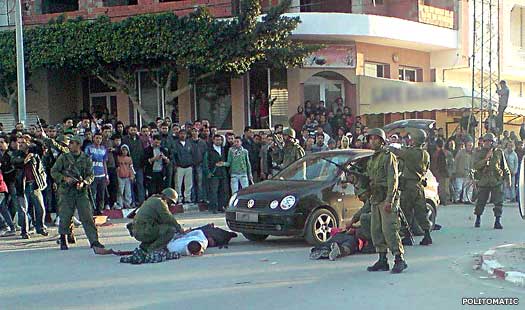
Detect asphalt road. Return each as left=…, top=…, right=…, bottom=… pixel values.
left=1, top=204, right=525, bottom=310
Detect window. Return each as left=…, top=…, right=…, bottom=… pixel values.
left=42, top=0, right=79, bottom=14
left=398, top=67, right=418, bottom=82
left=0, top=0, right=14, bottom=26
left=364, top=62, right=386, bottom=78
left=276, top=154, right=351, bottom=182
left=195, top=73, right=232, bottom=130
left=511, top=7, right=525, bottom=49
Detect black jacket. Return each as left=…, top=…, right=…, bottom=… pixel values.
left=0, top=150, right=16, bottom=184
left=203, top=145, right=228, bottom=179
left=144, top=145, right=170, bottom=177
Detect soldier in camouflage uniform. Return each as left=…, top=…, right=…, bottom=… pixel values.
left=271, top=128, right=305, bottom=170
left=472, top=133, right=511, bottom=229
left=391, top=129, right=433, bottom=246
left=51, top=136, right=104, bottom=250
left=365, top=128, right=407, bottom=274
left=127, top=188, right=183, bottom=253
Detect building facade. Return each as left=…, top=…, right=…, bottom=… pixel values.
left=1, top=0, right=524, bottom=136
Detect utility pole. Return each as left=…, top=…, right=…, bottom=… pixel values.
left=14, top=0, right=26, bottom=126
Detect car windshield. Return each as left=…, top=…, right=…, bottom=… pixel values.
left=275, top=154, right=351, bottom=182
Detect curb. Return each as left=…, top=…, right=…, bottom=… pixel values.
left=478, top=244, right=525, bottom=287
left=101, top=203, right=209, bottom=219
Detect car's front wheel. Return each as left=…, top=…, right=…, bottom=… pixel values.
left=305, top=208, right=337, bottom=245
left=243, top=233, right=269, bottom=242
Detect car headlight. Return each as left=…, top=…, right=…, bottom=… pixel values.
left=280, top=195, right=296, bottom=210
left=228, top=193, right=238, bottom=208
left=270, top=200, right=279, bottom=209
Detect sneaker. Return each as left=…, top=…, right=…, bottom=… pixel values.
left=328, top=243, right=341, bottom=261
left=21, top=233, right=30, bottom=239
left=0, top=228, right=9, bottom=237
left=104, top=205, right=111, bottom=211
left=37, top=230, right=49, bottom=237
left=309, top=248, right=324, bottom=260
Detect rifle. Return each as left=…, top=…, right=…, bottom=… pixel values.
left=322, top=158, right=369, bottom=182
left=397, top=204, right=414, bottom=245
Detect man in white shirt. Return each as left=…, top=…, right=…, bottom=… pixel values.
left=167, top=229, right=208, bottom=256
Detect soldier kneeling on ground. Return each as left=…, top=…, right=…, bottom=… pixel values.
left=126, top=188, right=184, bottom=253
left=309, top=185, right=375, bottom=261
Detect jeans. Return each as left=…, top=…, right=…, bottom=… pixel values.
left=230, top=174, right=249, bottom=194
left=176, top=167, right=193, bottom=203
left=134, top=168, right=145, bottom=205
left=0, top=193, right=14, bottom=230
left=191, top=165, right=207, bottom=202
left=117, top=177, right=133, bottom=208
left=107, top=168, right=118, bottom=206
left=148, top=172, right=164, bottom=196
left=208, top=177, right=228, bottom=212
left=91, top=177, right=107, bottom=212
left=22, top=181, right=46, bottom=233
left=453, top=177, right=468, bottom=202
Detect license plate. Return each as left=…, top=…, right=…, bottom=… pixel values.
left=236, top=212, right=258, bottom=223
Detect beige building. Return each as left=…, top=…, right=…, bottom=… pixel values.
left=2, top=0, right=524, bottom=137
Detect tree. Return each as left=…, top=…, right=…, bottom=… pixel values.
left=0, top=0, right=317, bottom=122
left=0, top=31, right=20, bottom=119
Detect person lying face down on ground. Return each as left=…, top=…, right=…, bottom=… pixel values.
left=167, top=223, right=239, bottom=256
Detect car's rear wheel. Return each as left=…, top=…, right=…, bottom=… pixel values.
left=305, top=208, right=337, bottom=245
left=242, top=233, right=269, bottom=242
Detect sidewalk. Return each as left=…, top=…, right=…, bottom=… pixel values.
left=101, top=202, right=209, bottom=219
left=477, top=243, right=525, bottom=287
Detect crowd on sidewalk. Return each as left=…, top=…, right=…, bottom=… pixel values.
left=0, top=97, right=521, bottom=239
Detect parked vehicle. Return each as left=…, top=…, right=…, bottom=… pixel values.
left=226, top=149, right=441, bottom=245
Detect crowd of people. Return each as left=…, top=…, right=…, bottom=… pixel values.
left=0, top=98, right=520, bottom=245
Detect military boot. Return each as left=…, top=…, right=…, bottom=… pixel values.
left=401, top=236, right=413, bottom=246
left=391, top=254, right=408, bottom=274
left=367, top=252, right=389, bottom=272
left=494, top=217, right=503, bottom=229
left=474, top=215, right=481, bottom=228
left=90, top=241, right=105, bottom=249
left=419, top=230, right=432, bottom=246
left=59, top=234, right=68, bottom=250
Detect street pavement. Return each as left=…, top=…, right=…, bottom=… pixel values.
left=1, top=204, right=525, bottom=310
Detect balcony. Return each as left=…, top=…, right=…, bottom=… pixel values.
left=264, top=0, right=457, bottom=30
left=287, top=12, right=458, bottom=52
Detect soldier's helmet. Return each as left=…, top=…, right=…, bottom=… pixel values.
left=365, top=128, right=387, bottom=143
left=161, top=188, right=179, bottom=204
left=409, top=129, right=427, bottom=146
left=282, top=128, right=296, bottom=139
left=483, top=132, right=496, bottom=143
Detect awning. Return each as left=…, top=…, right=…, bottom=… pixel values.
left=358, top=76, right=472, bottom=115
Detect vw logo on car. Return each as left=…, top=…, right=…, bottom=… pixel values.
left=247, top=199, right=255, bottom=209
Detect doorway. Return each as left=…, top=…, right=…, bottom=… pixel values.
left=304, top=76, right=345, bottom=113
left=90, top=94, right=118, bottom=119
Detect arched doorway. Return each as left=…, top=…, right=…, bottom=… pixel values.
left=303, top=71, right=355, bottom=114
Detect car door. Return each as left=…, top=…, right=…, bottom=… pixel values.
left=331, top=173, right=363, bottom=228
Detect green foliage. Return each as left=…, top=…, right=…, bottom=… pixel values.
left=0, top=0, right=317, bottom=116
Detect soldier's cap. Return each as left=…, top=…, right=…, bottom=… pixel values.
left=69, top=135, right=82, bottom=144
left=161, top=188, right=178, bottom=204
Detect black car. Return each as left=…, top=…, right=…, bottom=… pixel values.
left=226, top=149, right=440, bottom=245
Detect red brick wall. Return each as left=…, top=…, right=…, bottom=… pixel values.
left=23, top=0, right=234, bottom=25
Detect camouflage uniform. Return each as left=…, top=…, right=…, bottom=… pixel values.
left=397, top=146, right=432, bottom=232
left=131, top=196, right=183, bottom=252
left=367, top=147, right=404, bottom=256
left=472, top=147, right=510, bottom=217
left=50, top=151, right=100, bottom=245
left=272, top=140, right=305, bottom=170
